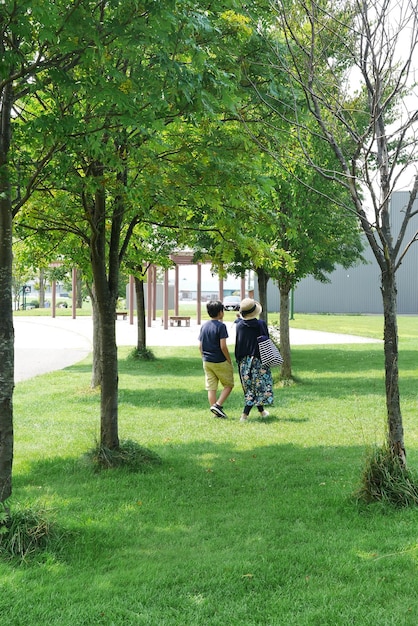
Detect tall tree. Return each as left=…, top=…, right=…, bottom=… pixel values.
left=0, top=0, right=101, bottom=504
left=268, top=0, right=418, bottom=464
left=185, top=3, right=364, bottom=380
left=267, top=148, right=364, bottom=379
left=15, top=1, right=252, bottom=451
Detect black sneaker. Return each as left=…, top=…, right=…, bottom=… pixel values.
left=210, top=404, right=227, bottom=419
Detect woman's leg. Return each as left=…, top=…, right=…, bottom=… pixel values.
left=240, top=404, right=252, bottom=421
left=257, top=405, right=269, bottom=417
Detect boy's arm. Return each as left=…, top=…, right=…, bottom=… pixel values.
left=220, top=338, right=232, bottom=364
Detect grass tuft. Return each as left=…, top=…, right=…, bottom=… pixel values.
left=355, top=444, right=418, bottom=507
left=127, top=346, right=156, bottom=361
left=86, top=438, right=162, bottom=472
left=0, top=503, right=62, bottom=562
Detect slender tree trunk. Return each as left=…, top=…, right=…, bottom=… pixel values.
left=381, top=268, right=405, bottom=463
left=279, top=285, right=292, bottom=379
left=90, top=287, right=102, bottom=389
left=0, top=205, right=13, bottom=503
left=39, top=268, right=45, bottom=308
left=98, top=297, right=119, bottom=449
left=135, top=276, right=146, bottom=351
left=87, top=164, right=123, bottom=450
left=0, top=84, right=14, bottom=503
left=76, top=271, right=83, bottom=309
left=256, top=267, right=269, bottom=325
left=89, top=266, right=119, bottom=449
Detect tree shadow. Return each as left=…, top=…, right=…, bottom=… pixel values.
left=12, top=440, right=417, bottom=573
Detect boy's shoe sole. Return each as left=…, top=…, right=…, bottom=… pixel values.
left=210, top=404, right=227, bottom=419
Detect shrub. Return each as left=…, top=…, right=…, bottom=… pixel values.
left=127, top=347, right=156, bottom=361
left=355, top=444, right=418, bottom=507
left=86, top=439, right=162, bottom=472
left=0, top=504, right=62, bottom=562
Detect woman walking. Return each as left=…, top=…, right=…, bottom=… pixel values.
left=235, top=298, right=274, bottom=422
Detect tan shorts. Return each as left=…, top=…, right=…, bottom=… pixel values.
left=203, top=360, right=234, bottom=391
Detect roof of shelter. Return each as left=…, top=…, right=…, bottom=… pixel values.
left=170, top=251, right=210, bottom=265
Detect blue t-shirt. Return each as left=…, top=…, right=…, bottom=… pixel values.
left=198, top=319, right=228, bottom=363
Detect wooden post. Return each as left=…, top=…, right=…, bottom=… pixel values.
left=163, top=269, right=169, bottom=329
left=72, top=268, right=77, bottom=319
left=147, top=266, right=153, bottom=327
left=129, top=274, right=134, bottom=324
left=152, top=265, right=157, bottom=321
left=52, top=280, right=56, bottom=318
left=174, top=264, right=179, bottom=315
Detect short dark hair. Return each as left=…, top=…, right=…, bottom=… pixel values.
left=206, top=300, right=224, bottom=318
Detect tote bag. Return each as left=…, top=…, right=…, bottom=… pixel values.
left=257, top=335, right=284, bottom=367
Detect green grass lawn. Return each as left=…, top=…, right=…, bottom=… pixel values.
left=2, top=315, right=418, bottom=625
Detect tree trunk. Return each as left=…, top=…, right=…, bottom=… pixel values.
left=98, top=297, right=119, bottom=449
left=88, top=166, right=122, bottom=450
left=135, top=276, right=146, bottom=351
left=39, top=268, right=45, bottom=308
left=256, top=267, right=269, bottom=325
left=279, top=285, right=292, bottom=380
left=89, top=258, right=119, bottom=449
left=90, top=288, right=102, bottom=389
left=0, top=84, right=14, bottom=503
left=381, top=268, right=405, bottom=463
left=76, top=271, right=83, bottom=309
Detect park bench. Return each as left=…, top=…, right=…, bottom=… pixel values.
left=115, top=311, right=128, bottom=320
left=169, top=315, right=191, bottom=327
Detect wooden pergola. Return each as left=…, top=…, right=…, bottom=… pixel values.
left=53, top=256, right=246, bottom=329
left=146, top=252, right=246, bottom=329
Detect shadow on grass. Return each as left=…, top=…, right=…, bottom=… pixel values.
left=11, top=440, right=413, bottom=569
left=66, top=344, right=416, bottom=409
left=12, top=441, right=363, bottom=523
left=5, top=442, right=418, bottom=626
left=69, top=353, right=204, bottom=379
left=262, top=415, right=309, bottom=424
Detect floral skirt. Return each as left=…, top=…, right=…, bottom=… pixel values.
left=238, top=356, right=274, bottom=407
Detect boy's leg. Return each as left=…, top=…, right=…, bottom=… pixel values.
left=211, top=362, right=234, bottom=418
left=217, top=385, right=233, bottom=406
left=204, top=363, right=221, bottom=410
left=218, top=361, right=234, bottom=406
left=205, top=362, right=234, bottom=419
left=203, top=362, right=217, bottom=404
left=208, top=389, right=217, bottom=406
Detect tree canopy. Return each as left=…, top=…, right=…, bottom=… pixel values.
left=262, top=0, right=418, bottom=466
left=2, top=0, right=413, bottom=506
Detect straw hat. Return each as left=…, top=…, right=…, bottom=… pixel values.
left=239, top=298, right=262, bottom=320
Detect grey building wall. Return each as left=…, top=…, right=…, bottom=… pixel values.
left=259, top=191, right=418, bottom=314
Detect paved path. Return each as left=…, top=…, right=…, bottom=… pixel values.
left=14, top=316, right=381, bottom=383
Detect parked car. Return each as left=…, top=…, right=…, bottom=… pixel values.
left=223, top=295, right=241, bottom=311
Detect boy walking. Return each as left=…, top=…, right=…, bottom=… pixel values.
left=198, top=300, right=234, bottom=418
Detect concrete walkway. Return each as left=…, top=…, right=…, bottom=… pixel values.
left=14, top=315, right=381, bottom=383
